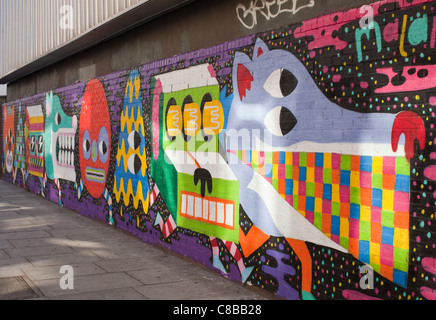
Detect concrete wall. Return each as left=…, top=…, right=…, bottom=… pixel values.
left=2, top=0, right=436, bottom=300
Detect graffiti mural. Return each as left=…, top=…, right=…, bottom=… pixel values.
left=2, top=105, right=14, bottom=174
left=13, top=104, right=26, bottom=185
left=25, top=104, right=45, bottom=195
left=76, top=78, right=114, bottom=224
left=114, top=70, right=150, bottom=227
left=43, top=91, right=78, bottom=205
left=3, top=0, right=436, bottom=300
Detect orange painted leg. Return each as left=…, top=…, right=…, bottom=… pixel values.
left=239, top=225, right=270, bottom=257
left=286, top=238, right=315, bottom=300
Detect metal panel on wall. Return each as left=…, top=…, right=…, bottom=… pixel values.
left=0, top=0, right=147, bottom=81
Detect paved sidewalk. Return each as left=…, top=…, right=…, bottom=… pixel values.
left=0, top=179, right=274, bottom=300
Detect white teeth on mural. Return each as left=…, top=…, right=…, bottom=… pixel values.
left=180, top=192, right=234, bottom=228
left=56, top=133, right=75, bottom=168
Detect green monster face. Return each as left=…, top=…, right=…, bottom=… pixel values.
left=151, top=64, right=239, bottom=243
left=44, top=92, right=78, bottom=182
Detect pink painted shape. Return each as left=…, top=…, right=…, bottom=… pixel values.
left=332, top=153, right=341, bottom=170
left=380, top=244, right=394, bottom=267
left=371, top=207, right=382, bottom=224
left=349, top=218, right=360, bottom=239
left=339, top=185, right=350, bottom=203
left=383, top=157, right=396, bottom=175
left=322, top=199, right=332, bottom=215
left=305, top=211, right=314, bottom=225
left=360, top=171, right=372, bottom=189
left=424, top=165, right=436, bottom=181
left=152, top=79, right=163, bottom=161
left=207, top=64, right=217, bottom=79
left=375, top=66, right=436, bottom=93
left=278, top=164, right=286, bottom=179
left=332, top=74, right=341, bottom=83
left=422, top=257, right=436, bottom=275
left=383, top=19, right=399, bottom=42
left=314, top=167, right=323, bottom=183
left=393, top=191, right=410, bottom=212
left=421, top=287, right=436, bottom=300
left=432, top=16, right=436, bottom=48
left=294, top=23, right=347, bottom=51
left=298, top=181, right=306, bottom=196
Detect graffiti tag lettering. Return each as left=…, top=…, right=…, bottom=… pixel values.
left=236, top=0, right=315, bottom=29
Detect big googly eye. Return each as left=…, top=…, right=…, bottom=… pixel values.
left=82, top=130, right=91, bottom=160
left=55, top=113, right=62, bottom=125
left=264, top=68, right=298, bottom=98
left=127, top=154, right=142, bottom=175
left=98, top=126, right=109, bottom=164
left=127, top=130, right=141, bottom=150
left=264, top=106, right=298, bottom=137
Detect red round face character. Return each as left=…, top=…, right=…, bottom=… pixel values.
left=79, top=79, right=111, bottom=199
left=3, top=106, right=15, bottom=174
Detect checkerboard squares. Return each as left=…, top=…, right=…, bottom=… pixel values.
left=230, top=150, right=410, bottom=287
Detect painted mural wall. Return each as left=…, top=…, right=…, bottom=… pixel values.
left=2, top=0, right=436, bottom=300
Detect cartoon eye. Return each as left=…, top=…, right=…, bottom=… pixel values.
left=55, top=113, right=62, bottom=125
left=127, top=154, right=142, bottom=175
left=37, top=135, right=44, bottom=154
left=10, top=135, right=14, bottom=145
left=127, top=130, right=141, bottom=150
left=264, top=68, right=298, bottom=98
left=264, top=106, right=298, bottom=137
left=98, top=126, right=109, bottom=164
left=30, top=136, right=36, bottom=153
left=82, top=130, right=91, bottom=160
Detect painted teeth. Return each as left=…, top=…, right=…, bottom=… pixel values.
left=57, top=133, right=75, bottom=167
left=59, top=134, right=74, bottom=149
left=180, top=191, right=234, bottom=228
